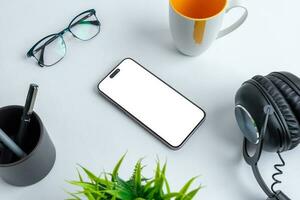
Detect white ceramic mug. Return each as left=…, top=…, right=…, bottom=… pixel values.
left=169, top=0, right=248, bottom=56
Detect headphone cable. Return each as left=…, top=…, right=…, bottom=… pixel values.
left=271, top=152, right=286, bottom=194
left=243, top=105, right=291, bottom=200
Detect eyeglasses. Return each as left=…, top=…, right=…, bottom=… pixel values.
left=27, top=9, right=101, bottom=67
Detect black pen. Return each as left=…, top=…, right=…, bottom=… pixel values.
left=16, top=84, right=39, bottom=148
left=0, top=128, right=27, bottom=158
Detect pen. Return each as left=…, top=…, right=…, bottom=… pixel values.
left=16, top=84, right=39, bottom=148
left=0, top=128, right=27, bottom=158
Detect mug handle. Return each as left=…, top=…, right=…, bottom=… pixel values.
left=217, top=0, right=248, bottom=39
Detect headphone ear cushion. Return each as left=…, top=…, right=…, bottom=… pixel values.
left=267, top=73, right=300, bottom=149
left=252, top=75, right=300, bottom=150
left=268, top=72, right=300, bottom=121
left=235, top=81, right=284, bottom=151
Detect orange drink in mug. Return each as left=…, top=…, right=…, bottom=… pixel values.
left=169, top=0, right=248, bottom=56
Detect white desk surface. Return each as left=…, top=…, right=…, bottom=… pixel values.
left=0, top=0, right=300, bottom=199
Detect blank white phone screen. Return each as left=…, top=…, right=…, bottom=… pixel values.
left=98, top=59, right=205, bottom=148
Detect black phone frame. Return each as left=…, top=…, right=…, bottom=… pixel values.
left=97, top=58, right=206, bottom=150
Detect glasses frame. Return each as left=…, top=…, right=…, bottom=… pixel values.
left=27, top=9, right=101, bottom=67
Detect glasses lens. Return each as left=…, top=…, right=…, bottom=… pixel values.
left=69, top=11, right=100, bottom=41
left=33, top=35, right=66, bottom=66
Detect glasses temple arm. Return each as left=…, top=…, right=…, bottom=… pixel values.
left=38, top=46, right=45, bottom=65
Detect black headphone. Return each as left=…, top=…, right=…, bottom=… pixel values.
left=234, top=72, right=300, bottom=200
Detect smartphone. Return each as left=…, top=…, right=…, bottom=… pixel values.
left=98, top=58, right=206, bottom=149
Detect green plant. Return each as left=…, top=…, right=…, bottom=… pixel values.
left=67, top=154, right=202, bottom=200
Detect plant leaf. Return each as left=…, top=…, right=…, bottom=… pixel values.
left=162, top=192, right=180, bottom=199
left=68, top=155, right=202, bottom=200
left=112, top=153, right=126, bottom=181
left=182, top=186, right=202, bottom=200
left=77, top=169, right=83, bottom=182
left=133, top=158, right=143, bottom=193
left=176, top=176, right=198, bottom=200
left=80, top=166, right=100, bottom=184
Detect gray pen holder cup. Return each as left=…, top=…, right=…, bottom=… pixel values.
left=0, top=105, right=56, bottom=186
